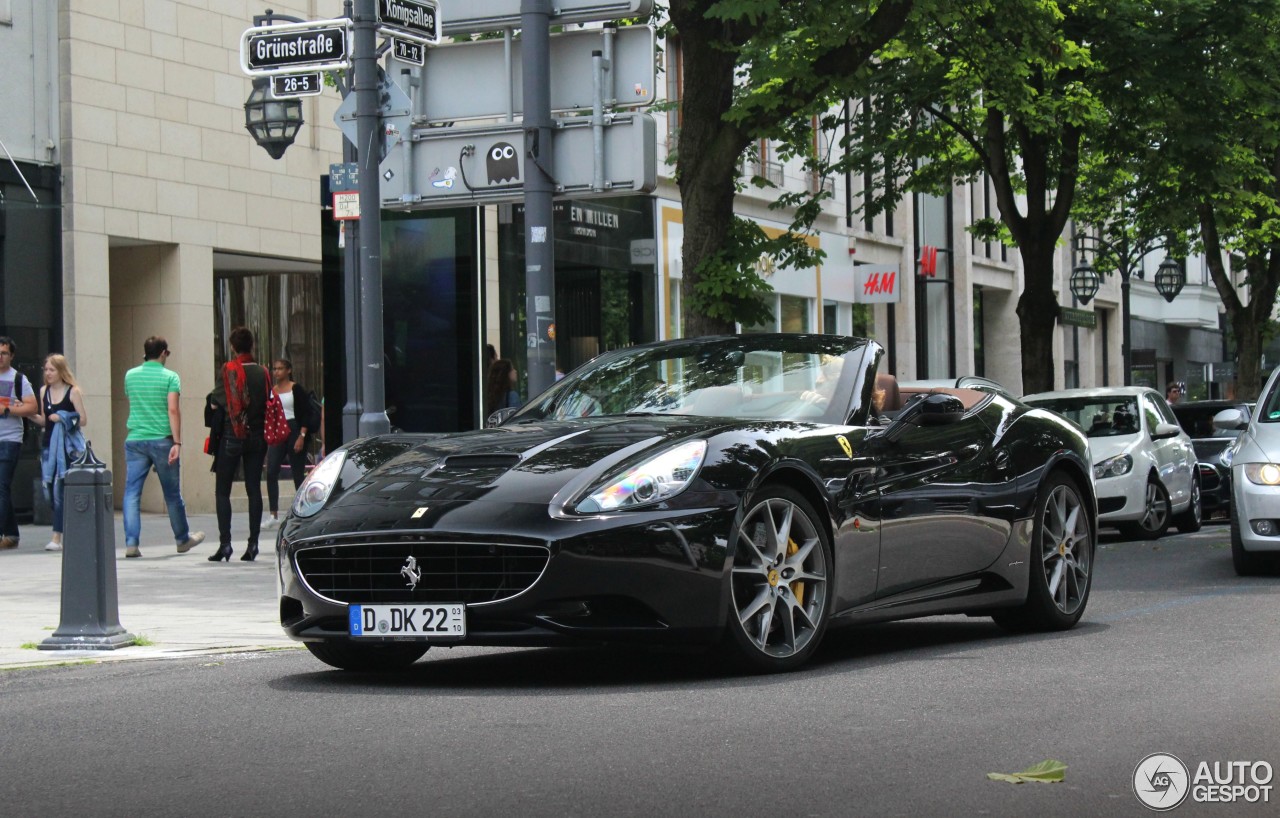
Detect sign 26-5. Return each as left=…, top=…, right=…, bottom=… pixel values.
left=271, top=73, right=323, bottom=98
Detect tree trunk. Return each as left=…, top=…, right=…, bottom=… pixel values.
left=669, top=9, right=749, bottom=338
left=1015, top=241, right=1061, bottom=395
left=1232, top=312, right=1264, bottom=401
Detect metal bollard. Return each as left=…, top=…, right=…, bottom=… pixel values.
left=39, top=443, right=136, bottom=650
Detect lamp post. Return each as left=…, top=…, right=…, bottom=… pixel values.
left=1071, top=230, right=1185, bottom=385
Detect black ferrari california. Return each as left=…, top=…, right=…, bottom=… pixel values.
left=279, top=334, right=1096, bottom=673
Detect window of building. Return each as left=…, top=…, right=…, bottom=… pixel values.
left=973, top=285, right=985, bottom=377
left=664, top=36, right=682, bottom=153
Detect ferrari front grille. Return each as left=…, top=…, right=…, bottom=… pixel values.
left=295, top=539, right=550, bottom=605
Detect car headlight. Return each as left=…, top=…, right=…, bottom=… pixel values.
left=292, top=450, right=347, bottom=517
left=1219, top=447, right=1235, bottom=467
left=1093, top=454, right=1133, bottom=480
left=1243, top=463, right=1280, bottom=486
left=576, top=440, right=708, bottom=513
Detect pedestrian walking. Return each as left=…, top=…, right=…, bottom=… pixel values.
left=0, top=336, right=38, bottom=551
left=122, top=336, right=205, bottom=558
left=210, top=327, right=269, bottom=562
left=263, top=358, right=319, bottom=529
left=30, top=354, right=88, bottom=553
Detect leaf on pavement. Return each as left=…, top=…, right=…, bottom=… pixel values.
left=986, top=760, right=1067, bottom=784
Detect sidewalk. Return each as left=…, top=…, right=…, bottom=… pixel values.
left=0, top=509, right=296, bottom=670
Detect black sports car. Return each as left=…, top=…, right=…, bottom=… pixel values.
left=279, top=334, right=1097, bottom=673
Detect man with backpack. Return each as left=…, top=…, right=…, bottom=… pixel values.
left=0, top=336, right=38, bottom=550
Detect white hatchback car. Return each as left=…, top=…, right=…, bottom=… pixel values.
left=1023, top=387, right=1200, bottom=539
left=1219, top=366, right=1280, bottom=575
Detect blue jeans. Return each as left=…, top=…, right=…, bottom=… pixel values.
left=44, top=476, right=65, bottom=534
left=0, top=440, right=20, bottom=538
left=123, top=439, right=191, bottom=547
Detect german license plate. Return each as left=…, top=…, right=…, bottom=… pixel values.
left=348, top=604, right=466, bottom=639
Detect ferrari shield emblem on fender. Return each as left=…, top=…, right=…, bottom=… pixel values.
left=836, top=435, right=853, bottom=458
left=411, top=507, right=429, bottom=519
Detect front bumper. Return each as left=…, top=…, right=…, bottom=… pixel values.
left=1232, top=468, right=1280, bottom=553
left=278, top=499, right=737, bottom=648
left=1095, top=468, right=1148, bottom=523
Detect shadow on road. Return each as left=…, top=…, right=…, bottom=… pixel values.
left=267, top=616, right=1109, bottom=696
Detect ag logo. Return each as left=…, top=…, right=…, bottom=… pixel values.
left=1134, top=752, right=1190, bottom=811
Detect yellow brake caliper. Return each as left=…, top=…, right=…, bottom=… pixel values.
left=788, top=538, right=805, bottom=606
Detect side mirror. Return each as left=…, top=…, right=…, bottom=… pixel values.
left=1212, top=408, right=1247, bottom=431
left=486, top=407, right=518, bottom=428
left=1152, top=421, right=1183, bottom=440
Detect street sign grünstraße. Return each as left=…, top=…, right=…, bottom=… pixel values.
left=241, top=18, right=352, bottom=76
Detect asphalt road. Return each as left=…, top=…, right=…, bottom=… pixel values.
left=2, top=524, right=1277, bottom=818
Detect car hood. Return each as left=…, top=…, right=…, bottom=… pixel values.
left=324, top=415, right=732, bottom=514
left=1087, top=433, right=1141, bottom=464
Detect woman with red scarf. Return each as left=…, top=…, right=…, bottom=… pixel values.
left=209, top=326, right=269, bottom=562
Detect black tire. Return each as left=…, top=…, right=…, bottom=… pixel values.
left=993, top=471, right=1093, bottom=632
left=725, top=485, right=833, bottom=672
left=1174, top=475, right=1203, bottom=533
left=304, top=640, right=428, bottom=672
left=1119, top=477, right=1171, bottom=540
left=1230, top=505, right=1269, bottom=576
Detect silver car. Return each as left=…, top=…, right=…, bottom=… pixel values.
left=1222, top=367, right=1280, bottom=574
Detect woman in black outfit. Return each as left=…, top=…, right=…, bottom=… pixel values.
left=263, top=358, right=318, bottom=529
left=210, top=326, right=268, bottom=562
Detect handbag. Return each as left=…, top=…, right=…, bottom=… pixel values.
left=265, top=388, right=290, bottom=446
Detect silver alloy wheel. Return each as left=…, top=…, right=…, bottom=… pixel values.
left=731, top=497, right=828, bottom=658
left=1190, top=480, right=1202, bottom=524
left=1139, top=481, right=1170, bottom=533
left=1040, top=483, right=1091, bottom=616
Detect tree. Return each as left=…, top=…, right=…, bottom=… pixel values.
left=665, top=0, right=915, bottom=336
left=835, top=1, right=1107, bottom=393
left=1089, top=0, right=1280, bottom=400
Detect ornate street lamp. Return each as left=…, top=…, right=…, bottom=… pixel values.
left=1073, top=230, right=1182, bottom=385
left=243, top=9, right=307, bottom=160
left=244, top=77, right=304, bottom=159
left=1154, top=256, right=1186, bottom=303
left=1070, top=262, right=1101, bottom=305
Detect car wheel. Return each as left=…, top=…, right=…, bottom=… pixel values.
left=726, top=486, right=832, bottom=672
left=1175, top=476, right=1203, bottom=533
left=992, top=472, right=1093, bottom=632
left=1120, top=477, right=1171, bottom=540
left=304, top=640, right=428, bottom=672
left=1230, top=505, right=1269, bottom=576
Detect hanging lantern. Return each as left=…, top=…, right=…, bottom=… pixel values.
left=1070, top=263, right=1101, bottom=306
left=1154, top=257, right=1185, bottom=303
left=244, top=77, right=304, bottom=160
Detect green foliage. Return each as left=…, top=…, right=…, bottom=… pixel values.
left=987, top=759, right=1068, bottom=784
left=686, top=216, right=823, bottom=327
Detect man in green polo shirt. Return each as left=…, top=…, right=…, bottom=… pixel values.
left=122, top=336, right=203, bottom=558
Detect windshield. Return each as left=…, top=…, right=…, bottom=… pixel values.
left=1261, top=379, right=1280, bottom=423
left=513, top=334, right=872, bottom=424
left=1026, top=396, right=1142, bottom=438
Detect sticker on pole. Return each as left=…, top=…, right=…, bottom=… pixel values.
left=333, top=191, right=360, bottom=221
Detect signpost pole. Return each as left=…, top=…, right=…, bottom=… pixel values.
left=522, top=0, right=557, bottom=397
left=354, top=0, right=390, bottom=435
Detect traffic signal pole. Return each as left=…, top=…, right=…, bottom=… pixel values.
left=522, top=0, right=557, bottom=397
left=353, top=0, right=390, bottom=435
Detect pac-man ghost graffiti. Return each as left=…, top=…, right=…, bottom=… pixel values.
left=486, top=143, right=519, bottom=184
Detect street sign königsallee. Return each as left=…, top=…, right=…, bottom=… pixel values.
left=438, top=0, right=653, bottom=36
left=409, top=25, right=656, bottom=123
left=241, top=18, right=352, bottom=76
left=379, top=0, right=440, bottom=44
left=379, top=114, right=657, bottom=208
